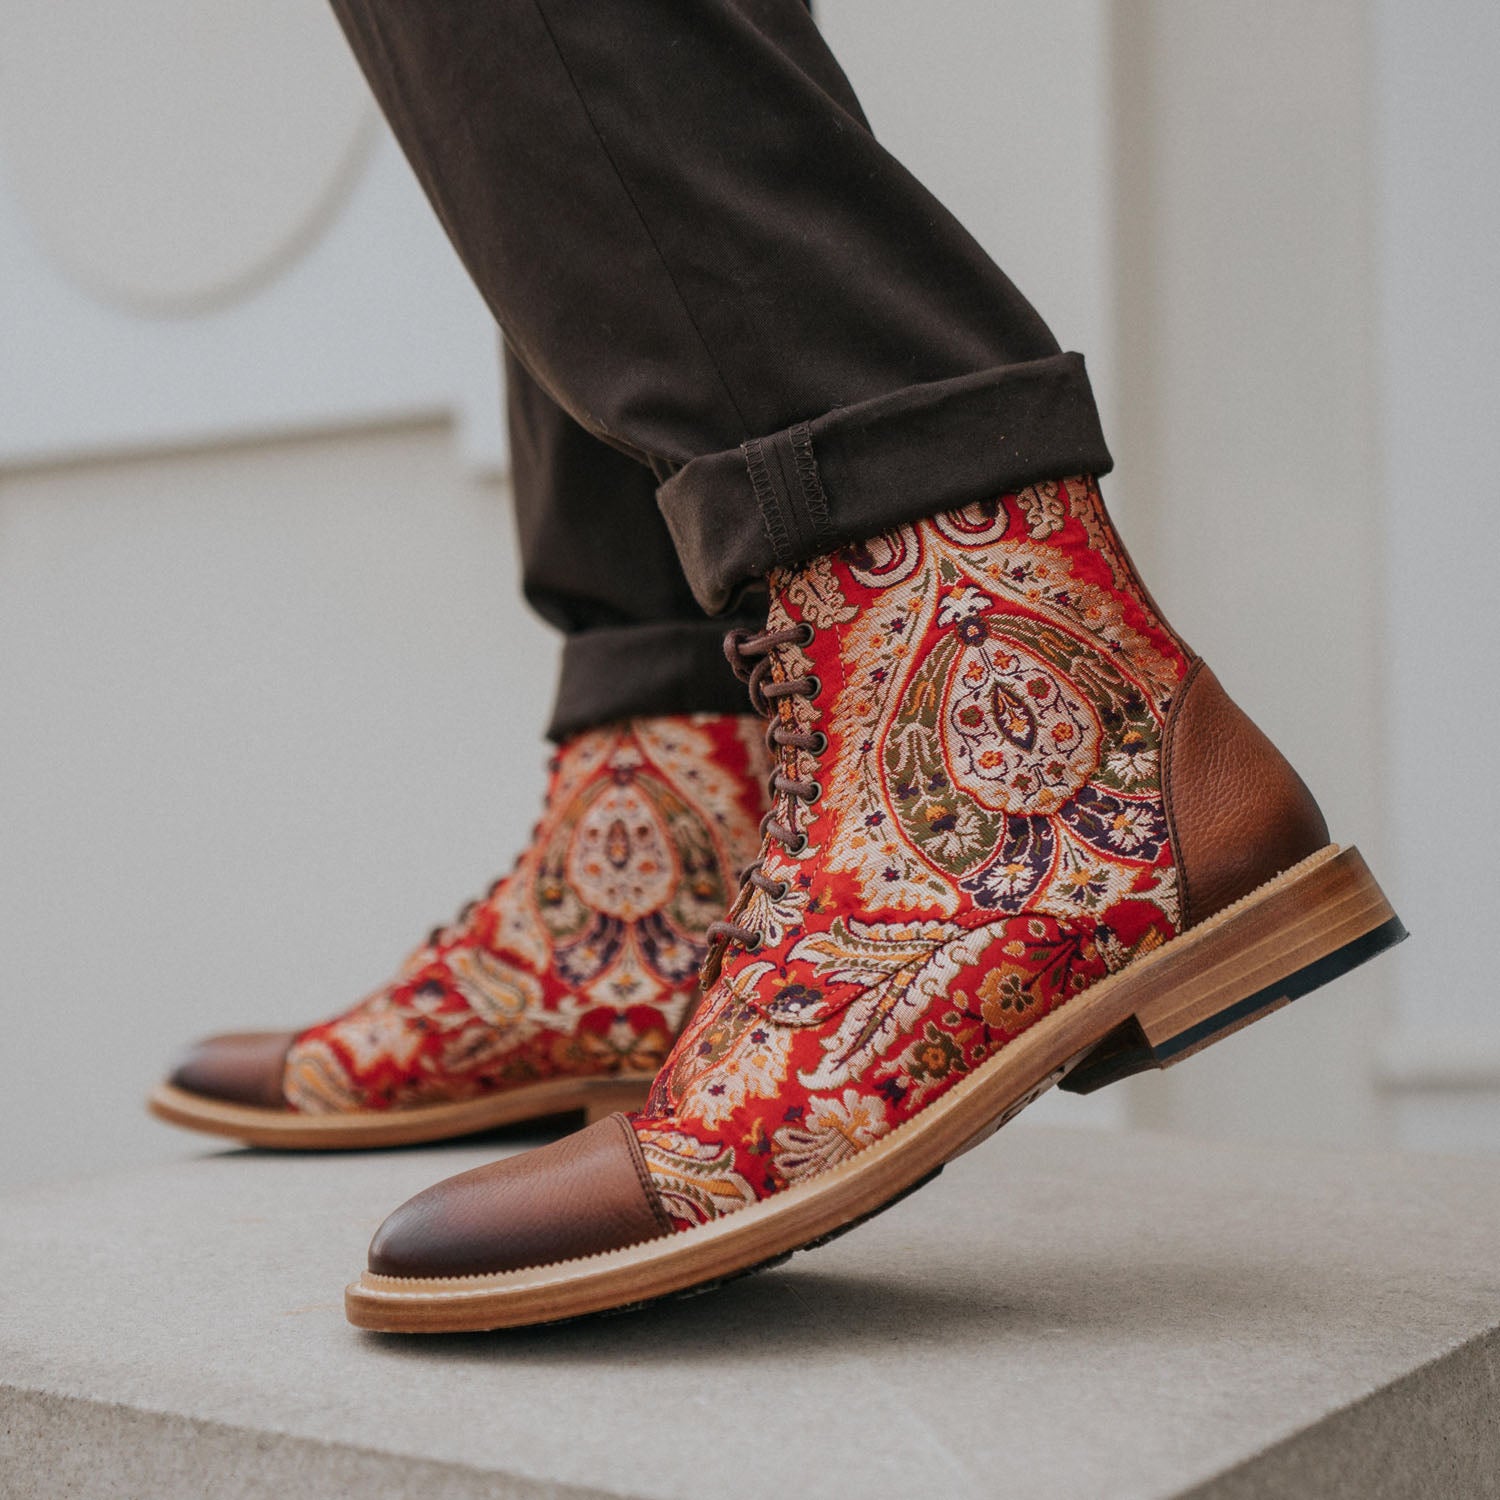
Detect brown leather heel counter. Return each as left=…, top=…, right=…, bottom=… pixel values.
left=1163, top=662, right=1330, bottom=930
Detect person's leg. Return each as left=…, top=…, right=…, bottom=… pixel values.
left=326, top=0, right=1109, bottom=613
left=319, top=3, right=1403, bottom=1326
left=505, top=341, right=765, bottom=739
left=354, top=459, right=1403, bottom=1321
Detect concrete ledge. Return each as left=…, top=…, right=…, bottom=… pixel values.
left=2, top=1125, right=1498, bottom=1499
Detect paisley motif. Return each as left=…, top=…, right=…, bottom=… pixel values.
left=841, top=525, right=922, bottom=588
left=636, top=1126, right=759, bottom=1225
left=940, top=625, right=1101, bottom=814
left=282, top=715, right=769, bottom=1113
left=634, top=476, right=1193, bottom=1225
left=958, top=814, right=1057, bottom=912
left=1061, top=783, right=1169, bottom=863
left=564, top=776, right=678, bottom=920
left=930, top=495, right=1010, bottom=547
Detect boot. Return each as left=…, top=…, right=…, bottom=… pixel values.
left=344, top=477, right=1403, bottom=1328
left=148, top=715, right=770, bottom=1148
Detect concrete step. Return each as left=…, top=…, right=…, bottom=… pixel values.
left=2, top=1123, right=1498, bottom=1500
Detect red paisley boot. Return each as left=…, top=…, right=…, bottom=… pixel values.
left=149, top=715, right=770, bottom=1148
left=345, top=477, right=1403, bottom=1328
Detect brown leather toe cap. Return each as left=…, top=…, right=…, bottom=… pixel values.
left=368, top=1113, right=672, bottom=1278
left=168, top=1030, right=296, bottom=1110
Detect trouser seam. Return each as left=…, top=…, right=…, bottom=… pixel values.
left=741, top=421, right=835, bottom=569
left=790, top=421, right=834, bottom=551
left=660, top=352, right=1112, bottom=612
left=743, top=436, right=793, bottom=565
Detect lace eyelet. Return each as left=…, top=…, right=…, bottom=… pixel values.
left=807, top=731, right=829, bottom=755
left=770, top=880, right=789, bottom=900
left=742, top=931, right=764, bottom=952
left=785, top=832, right=808, bottom=855
left=804, top=780, right=823, bottom=804
left=794, top=621, right=815, bottom=646
left=801, top=674, right=822, bottom=699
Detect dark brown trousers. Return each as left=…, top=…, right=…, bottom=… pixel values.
left=331, top=0, right=1111, bottom=736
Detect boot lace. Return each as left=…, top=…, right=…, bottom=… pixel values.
left=706, top=622, right=826, bottom=954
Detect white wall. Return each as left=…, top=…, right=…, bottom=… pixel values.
left=1373, top=0, right=1500, bottom=1150
left=0, top=428, right=553, bottom=1190
left=0, top=7, right=508, bottom=472
left=1, top=1, right=1494, bottom=1192
left=1108, top=2, right=1391, bottom=1147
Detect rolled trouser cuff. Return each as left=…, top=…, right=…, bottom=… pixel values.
left=547, top=614, right=765, bottom=741
left=657, top=351, right=1111, bottom=613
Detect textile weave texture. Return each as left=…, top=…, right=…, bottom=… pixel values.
left=283, top=716, right=770, bottom=1112
left=635, top=477, right=1191, bottom=1226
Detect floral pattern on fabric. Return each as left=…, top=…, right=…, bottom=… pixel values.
left=635, top=477, right=1191, bottom=1225
left=282, top=715, right=770, bottom=1112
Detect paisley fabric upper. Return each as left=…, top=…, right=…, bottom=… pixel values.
left=633, top=477, right=1191, bottom=1227
left=282, top=716, right=770, bottom=1112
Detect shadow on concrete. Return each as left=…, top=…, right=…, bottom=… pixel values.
left=353, top=1251, right=1319, bottom=1369
left=196, top=1112, right=588, bottom=1166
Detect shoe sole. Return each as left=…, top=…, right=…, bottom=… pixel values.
left=345, top=844, right=1403, bottom=1331
left=145, top=1074, right=658, bottom=1150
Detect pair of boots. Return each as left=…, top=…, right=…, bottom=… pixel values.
left=151, top=476, right=1402, bottom=1331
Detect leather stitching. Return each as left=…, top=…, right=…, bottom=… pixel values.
left=1161, top=656, right=1206, bottom=931
left=611, top=1111, right=674, bottom=1237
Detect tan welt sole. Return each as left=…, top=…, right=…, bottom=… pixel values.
left=146, top=1073, right=658, bottom=1151
left=346, top=844, right=1403, bottom=1331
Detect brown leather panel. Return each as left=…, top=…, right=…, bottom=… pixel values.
left=169, top=1030, right=295, bottom=1110
left=368, top=1113, right=672, bottom=1278
left=1163, top=662, right=1330, bottom=930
